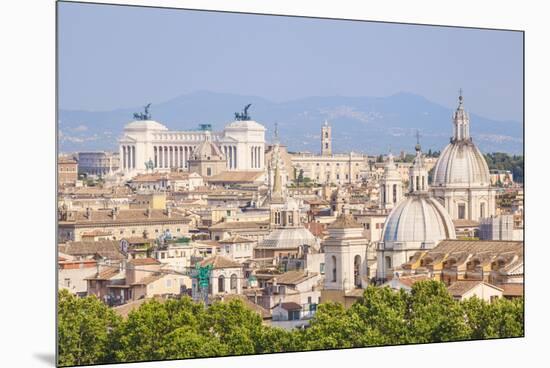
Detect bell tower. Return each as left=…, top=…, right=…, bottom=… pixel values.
left=321, top=120, right=332, bottom=156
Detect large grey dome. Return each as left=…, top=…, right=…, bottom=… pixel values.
left=382, top=194, right=456, bottom=244
left=432, top=140, right=490, bottom=187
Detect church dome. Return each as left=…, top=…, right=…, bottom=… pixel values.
left=190, top=134, right=225, bottom=161
left=432, top=140, right=490, bottom=187
left=382, top=194, right=456, bottom=244
left=259, top=227, right=319, bottom=249
left=432, top=92, right=490, bottom=187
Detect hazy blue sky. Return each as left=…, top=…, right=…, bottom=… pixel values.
left=58, top=2, right=523, bottom=122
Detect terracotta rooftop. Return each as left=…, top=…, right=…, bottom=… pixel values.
left=279, top=302, right=302, bottom=311
left=453, top=219, right=480, bottom=228
left=199, top=255, right=242, bottom=269
left=499, top=283, right=524, bottom=297
left=59, top=209, right=192, bottom=225
left=113, top=296, right=166, bottom=318
left=131, top=172, right=199, bottom=182
left=59, top=241, right=125, bottom=260
left=434, top=240, right=523, bottom=253
left=85, top=268, right=121, bottom=281
left=207, top=171, right=263, bottom=183
left=217, top=294, right=271, bottom=319
left=272, top=270, right=319, bottom=285
left=209, top=221, right=269, bottom=230
left=395, top=275, right=431, bottom=288
left=447, top=281, right=503, bottom=297
left=130, top=273, right=164, bottom=285
left=128, top=258, right=161, bottom=266
left=218, top=235, right=255, bottom=244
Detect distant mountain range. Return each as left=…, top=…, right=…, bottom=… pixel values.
left=58, top=91, right=523, bottom=155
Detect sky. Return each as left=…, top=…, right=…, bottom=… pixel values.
left=58, top=2, right=524, bottom=122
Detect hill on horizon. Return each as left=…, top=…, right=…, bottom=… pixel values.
left=58, top=91, right=523, bottom=155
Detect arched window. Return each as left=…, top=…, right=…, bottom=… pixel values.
left=218, top=275, right=225, bottom=293
left=458, top=204, right=466, bottom=219
left=392, top=184, right=397, bottom=203
left=331, top=255, right=337, bottom=282
left=385, top=256, right=392, bottom=270
left=480, top=203, right=485, bottom=219
left=230, top=274, right=237, bottom=291
left=354, top=255, right=361, bottom=287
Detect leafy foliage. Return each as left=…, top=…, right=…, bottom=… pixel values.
left=58, top=281, right=524, bottom=365
left=57, top=289, right=121, bottom=366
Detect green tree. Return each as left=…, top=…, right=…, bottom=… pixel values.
left=57, top=289, right=121, bottom=366
left=112, top=297, right=205, bottom=362
left=200, top=299, right=264, bottom=355
left=407, top=281, right=471, bottom=343
left=300, top=302, right=360, bottom=350
left=162, top=327, right=226, bottom=359
left=350, top=286, right=411, bottom=346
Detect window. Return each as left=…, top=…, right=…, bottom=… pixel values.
left=289, top=310, right=300, bottom=321
left=366, top=223, right=370, bottom=230
left=320, top=263, right=325, bottom=274
left=480, top=203, right=485, bottom=219
left=177, top=228, right=180, bottom=232
left=354, top=255, right=361, bottom=287
left=207, top=167, right=212, bottom=176
left=385, top=256, right=392, bottom=269
left=458, top=204, right=466, bottom=219
left=230, top=274, right=238, bottom=290
left=331, top=255, right=337, bottom=282
left=218, top=275, right=225, bottom=293
left=166, top=279, right=172, bottom=288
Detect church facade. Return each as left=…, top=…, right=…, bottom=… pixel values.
left=431, top=93, right=496, bottom=221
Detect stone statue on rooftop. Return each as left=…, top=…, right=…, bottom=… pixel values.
left=234, top=103, right=252, bottom=121
left=133, top=103, right=152, bottom=120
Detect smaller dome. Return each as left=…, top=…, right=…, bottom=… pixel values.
left=124, top=120, right=168, bottom=131
left=382, top=194, right=456, bottom=244
left=259, top=227, right=319, bottom=249
left=190, top=138, right=225, bottom=161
